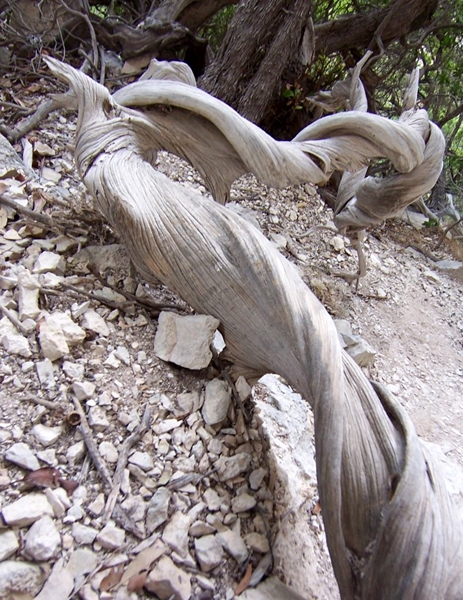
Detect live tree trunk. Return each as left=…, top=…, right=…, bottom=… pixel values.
left=199, top=0, right=314, bottom=125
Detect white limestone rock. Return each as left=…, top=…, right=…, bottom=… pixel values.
left=128, top=451, right=154, bottom=471
left=231, top=493, right=256, bottom=513
left=218, top=529, right=248, bottom=563
left=0, top=560, right=43, bottom=598
left=32, top=423, right=62, bottom=447
left=2, top=331, right=32, bottom=358
left=5, top=442, right=40, bottom=470
left=17, top=270, right=40, bottom=320
left=0, top=530, right=19, bottom=561
left=80, top=308, right=110, bottom=336
left=194, top=535, right=224, bottom=572
left=72, top=523, right=98, bottom=545
left=145, top=555, right=191, bottom=600
left=71, top=380, right=96, bottom=400
left=52, top=311, right=86, bottom=345
left=216, top=453, right=252, bottom=481
left=154, top=312, right=220, bottom=370
left=161, top=511, right=190, bottom=557
left=87, top=406, right=109, bottom=431
left=62, top=360, right=85, bottom=380
left=24, top=515, right=60, bottom=561
left=39, top=317, right=69, bottom=361
left=2, top=493, right=54, bottom=527
left=36, top=358, right=56, bottom=388
left=33, top=251, right=66, bottom=274
left=202, top=378, right=231, bottom=425
left=146, top=487, right=171, bottom=534
left=96, top=523, right=125, bottom=550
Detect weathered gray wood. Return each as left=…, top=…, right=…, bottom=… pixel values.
left=44, top=58, right=462, bottom=600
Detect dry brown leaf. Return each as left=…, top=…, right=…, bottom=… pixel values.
left=234, top=564, right=253, bottom=596
left=0, top=181, right=9, bottom=195
left=22, top=467, right=60, bottom=489
left=58, top=478, right=79, bottom=494
left=100, top=565, right=124, bottom=591
left=127, top=571, right=148, bottom=592
left=312, top=500, right=322, bottom=515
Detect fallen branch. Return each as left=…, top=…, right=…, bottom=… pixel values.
left=20, top=393, right=60, bottom=411
left=435, top=216, right=463, bottom=250
left=0, top=301, right=30, bottom=335
left=70, top=392, right=113, bottom=489
left=103, top=404, right=153, bottom=523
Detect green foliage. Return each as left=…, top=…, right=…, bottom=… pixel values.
left=200, top=6, right=236, bottom=53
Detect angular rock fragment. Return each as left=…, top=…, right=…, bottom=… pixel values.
left=146, top=487, right=172, bottom=534
left=145, top=555, right=191, bottom=600
left=17, top=270, right=40, bottom=320
left=32, top=424, right=62, bottom=447
left=96, top=523, right=126, bottom=550
left=2, top=493, right=54, bottom=527
left=0, top=560, right=43, bottom=598
left=38, top=317, right=69, bottom=360
left=216, top=453, right=252, bottom=481
left=202, top=378, right=231, bottom=425
left=5, top=442, right=40, bottom=470
left=154, top=312, right=220, bottom=370
left=194, top=534, right=224, bottom=572
left=0, top=530, right=19, bottom=561
left=218, top=529, right=248, bottom=563
left=33, top=251, right=66, bottom=275
left=80, top=308, right=110, bottom=336
left=161, top=511, right=190, bottom=557
left=24, top=515, right=60, bottom=561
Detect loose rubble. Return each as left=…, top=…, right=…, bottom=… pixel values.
left=0, top=97, right=462, bottom=600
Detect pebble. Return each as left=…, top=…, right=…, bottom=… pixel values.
left=66, top=440, right=86, bottom=465
left=232, top=493, right=256, bottom=513
left=32, top=424, right=62, bottom=447
left=87, top=406, right=110, bottom=430
left=0, top=560, right=43, bottom=598
left=38, top=317, right=69, bottom=361
left=145, top=555, right=192, bottom=600
left=99, top=441, right=119, bottom=463
left=249, top=467, right=267, bottom=490
left=17, top=270, right=40, bottom=320
left=189, top=521, right=216, bottom=537
left=203, top=488, right=222, bottom=511
left=2, top=492, right=54, bottom=527
left=146, top=487, right=172, bottom=533
left=129, top=451, right=154, bottom=471
left=36, top=358, right=56, bottom=388
left=67, top=548, right=99, bottom=578
left=72, top=523, right=98, bottom=545
left=52, top=311, right=86, bottom=345
left=96, top=523, right=126, bottom=550
left=5, top=442, right=40, bottom=470
left=154, top=312, right=219, bottom=370
left=194, top=535, right=224, bottom=572
left=24, top=515, right=61, bottom=561
left=161, top=511, right=190, bottom=557
left=2, top=332, right=32, bottom=357
left=217, top=529, right=248, bottom=563
left=244, top=532, right=270, bottom=554
left=216, top=453, right=252, bottom=481
left=72, top=380, right=96, bottom=400
left=81, top=308, right=110, bottom=336
left=87, top=492, right=106, bottom=517
left=202, top=378, right=231, bottom=425
left=0, top=530, right=19, bottom=561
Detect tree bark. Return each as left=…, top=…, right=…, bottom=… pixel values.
left=200, top=0, right=313, bottom=125
left=314, top=0, right=439, bottom=56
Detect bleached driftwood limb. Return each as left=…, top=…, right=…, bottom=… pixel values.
left=44, top=58, right=462, bottom=600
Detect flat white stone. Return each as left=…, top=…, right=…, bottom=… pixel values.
left=0, top=560, right=43, bottom=598
left=99, top=441, right=118, bottom=463
left=67, top=548, right=98, bottom=578
left=51, top=311, right=86, bottom=345
left=0, top=530, right=19, bottom=561
left=39, top=317, right=69, bottom=361
left=202, top=378, right=231, bottom=425
left=218, top=529, right=248, bottom=563
left=63, top=360, right=85, bottom=380
left=71, top=523, right=98, bottom=545
left=2, top=493, right=54, bottom=527
left=71, top=380, right=96, bottom=400
left=231, top=493, right=256, bottom=513
left=36, top=358, right=56, bottom=389
left=115, top=345, right=131, bottom=365
left=33, top=558, right=74, bottom=600
left=17, top=270, right=40, bottom=320
left=154, top=312, right=219, bottom=370
left=146, top=487, right=172, bottom=534
left=161, top=511, right=190, bottom=557
left=87, top=406, right=109, bottom=431
left=5, top=442, right=40, bottom=470
left=145, top=555, right=191, bottom=600
left=24, top=515, right=60, bottom=561
left=128, top=451, right=154, bottom=471
left=194, top=535, right=223, bottom=572
left=32, top=424, right=62, bottom=447
left=81, top=308, right=110, bottom=336
left=87, top=492, right=105, bottom=517
left=2, top=332, right=32, bottom=358
left=216, top=453, right=252, bottom=481
left=33, top=251, right=66, bottom=274
left=66, top=440, right=86, bottom=465
left=96, top=523, right=125, bottom=550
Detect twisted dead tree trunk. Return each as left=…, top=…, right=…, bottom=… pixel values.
left=44, top=58, right=463, bottom=599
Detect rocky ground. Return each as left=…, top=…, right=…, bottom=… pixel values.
left=0, top=88, right=462, bottom=600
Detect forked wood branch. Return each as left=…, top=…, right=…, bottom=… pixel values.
left=44, top=57, right=462, bottom=600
